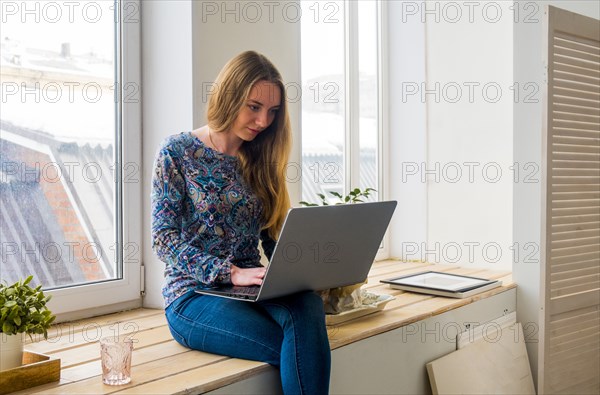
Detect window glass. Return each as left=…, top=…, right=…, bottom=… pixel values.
left=300, top=0, right=345, bottom=204
left=1, top=1, right=121, bottom=289
left=358, top=0, right=379, bottom=201
left=301, top=0, right=381, bottom=205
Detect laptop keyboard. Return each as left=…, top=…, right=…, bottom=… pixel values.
left=230, top=286, right=260, bottom=295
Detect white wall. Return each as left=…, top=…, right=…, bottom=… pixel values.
left=388, top=1, right=428, bottom=259
left=142, top=1, right=302, bottom=308
left=425, top=2, right=514, bottom=271
left=512, top=0, right=600, bottom=388
left=388, top=2, right=514, bottom=271
left=141, top=1, right=194, bottom=308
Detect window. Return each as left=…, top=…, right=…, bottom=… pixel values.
left=300, top=0, right=345, bottom=203
left=301, top=0, right=385, bottom=203
left=0, top=0, right=141, bottom=316
left=301, top=0, right=388, bottom=254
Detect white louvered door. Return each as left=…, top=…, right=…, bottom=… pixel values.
left=541, top=6, right=600, bottom=395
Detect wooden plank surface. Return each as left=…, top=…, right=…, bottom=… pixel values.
left=11, top=261, right=516, bottom=395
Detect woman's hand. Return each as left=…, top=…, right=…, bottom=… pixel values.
left=231, top=265, right=266, bottom=286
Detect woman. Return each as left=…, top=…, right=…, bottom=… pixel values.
left=151, top=51, right=331, bottom=394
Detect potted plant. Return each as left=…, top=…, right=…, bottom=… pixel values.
left=0, top=275, right=55, bottom=371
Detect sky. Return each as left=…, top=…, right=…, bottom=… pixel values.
left=300, top=0, right=377, bottom=80
left=1, top=0, right=116, bottom=59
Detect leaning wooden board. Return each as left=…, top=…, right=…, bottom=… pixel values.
left=426, top=322, right=535, bottom=395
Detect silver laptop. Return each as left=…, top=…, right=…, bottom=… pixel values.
left=195, top=200, right=397, bottom=302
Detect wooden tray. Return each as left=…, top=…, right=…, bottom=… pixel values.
left=0, top=351, right=60, bottom=394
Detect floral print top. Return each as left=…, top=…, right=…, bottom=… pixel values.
left=151, top=132, right=276, bottom=307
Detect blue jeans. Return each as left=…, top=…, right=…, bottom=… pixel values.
left=165, top=290, right=331, bottom=395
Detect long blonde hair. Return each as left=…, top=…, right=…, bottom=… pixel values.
left=207, top=51, right=291, bottom=239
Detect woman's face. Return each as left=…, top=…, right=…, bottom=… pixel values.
left=230, top=80, right=281, bottom=142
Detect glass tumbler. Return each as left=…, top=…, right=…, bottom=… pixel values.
left=100, top=337, right=133, bottom=385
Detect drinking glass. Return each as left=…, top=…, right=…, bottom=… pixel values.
left=100, top=337, right=133, bottom=385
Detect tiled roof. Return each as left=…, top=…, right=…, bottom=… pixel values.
left=1, top=120, right=114, bottom=287
left=0, top=180, right=86, bottom=286
left=301, top=150, right=378, bottom=204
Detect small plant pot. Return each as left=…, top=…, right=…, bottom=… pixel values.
left=0, top=333, right=24, bottom=371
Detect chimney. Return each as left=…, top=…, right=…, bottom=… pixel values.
left=61, top=42, right=70, bottom=58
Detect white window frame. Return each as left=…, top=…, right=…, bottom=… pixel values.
left=377, top=0, right=391, bottom=260
left=343, top=0, right=390, bottom=260
left=46, top=0, right=143, bottom=320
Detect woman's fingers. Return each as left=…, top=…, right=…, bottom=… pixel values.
left=255, top=267, right=266, bottom=278
left=249, top=267, right=266, bottom=285
left=231, top=266, right=267, bottom=286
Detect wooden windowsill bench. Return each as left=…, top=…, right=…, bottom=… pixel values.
left=15, top=261, right=515, bottom=394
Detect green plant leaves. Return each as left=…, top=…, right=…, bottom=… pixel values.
left=299, top=187, right=378, bottom=207
left=0, top=276, right=55, bottom=339
left=3, top=322, right=14, bottom=334
left=299, top=201, right=319, bottom=207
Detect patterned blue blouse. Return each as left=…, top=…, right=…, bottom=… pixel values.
left=151, top=132, right=276, bottom=307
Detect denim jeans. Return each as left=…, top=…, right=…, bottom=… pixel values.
left=165, top=290, right=331, bottom=395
